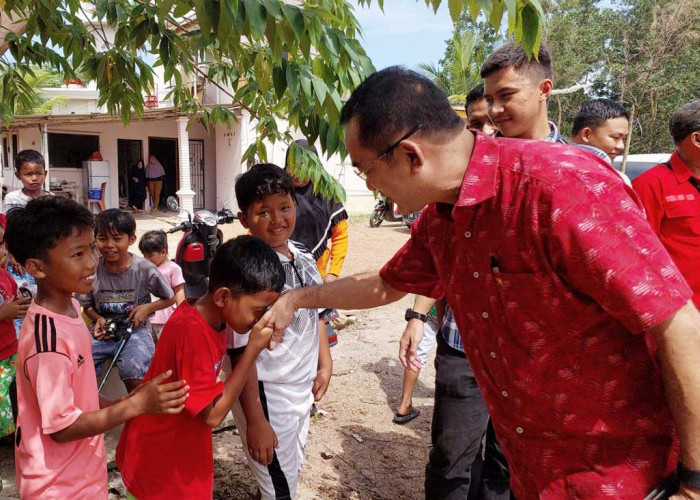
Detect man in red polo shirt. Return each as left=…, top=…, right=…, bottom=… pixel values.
left=633, top=100, right=700, bottom=307
left=267, top=68, right=700, bottom=499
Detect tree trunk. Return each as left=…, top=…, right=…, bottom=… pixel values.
left=620, top=104, right=636, bottom=173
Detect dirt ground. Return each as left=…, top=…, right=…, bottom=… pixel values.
left=0, top=214, right=436, bottom=499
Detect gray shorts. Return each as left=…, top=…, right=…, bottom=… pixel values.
left=92, top=327, right=155, bottom=381
left=416, top=316, right=438, bottom=367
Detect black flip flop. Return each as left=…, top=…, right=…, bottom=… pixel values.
left=393, top=408, right=420, bottom=424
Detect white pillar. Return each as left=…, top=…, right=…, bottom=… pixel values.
left=215, top=119, right=243, bottom=212
left=175, top=116, right=195, bottom=219
left=41, top=123, right=51, bottom=191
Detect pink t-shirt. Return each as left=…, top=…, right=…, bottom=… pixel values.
left=15, top=299, right=107, bottom=499
left=152, top=260, right=185, bottom=325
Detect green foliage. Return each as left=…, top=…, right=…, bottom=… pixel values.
left=420, top=13, right=505, bottom=104
left=1, top=0, right=545, bottom=201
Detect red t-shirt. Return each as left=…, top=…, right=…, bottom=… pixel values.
left=116, top=301, right=227, bottom=499
left=0, top=268, right=18, bottom=361
left=380, top=133, right=691, bottom=498
left=633, top=150, right=700, bottom=307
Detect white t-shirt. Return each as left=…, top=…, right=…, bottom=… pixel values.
left=2, top=189, right=52, bottom=214
left=229, top=240, right=322, bottom=387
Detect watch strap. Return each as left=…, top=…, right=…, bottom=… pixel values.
left=405, top=308, right=428, bottom=323
left=678, top=462, right=700, bottom=489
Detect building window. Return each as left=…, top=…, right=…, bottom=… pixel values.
left=48, top=133, right=100, bottom=168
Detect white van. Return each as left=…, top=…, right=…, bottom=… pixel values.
left=613, top=153, right=671, bottom=181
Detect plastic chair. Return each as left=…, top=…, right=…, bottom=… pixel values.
left=85, top=182, right=107, bottom=212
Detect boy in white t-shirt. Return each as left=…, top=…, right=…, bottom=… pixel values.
left=2, top=149, right=52, bottom=214
left=139, top=230, right=186, bottom=340
left=232, top=163, right=332, bottom=499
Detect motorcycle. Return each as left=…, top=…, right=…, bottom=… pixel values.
left=165, top=196, right=236, bottom=298
left=369, top=197, right=403, bottom=227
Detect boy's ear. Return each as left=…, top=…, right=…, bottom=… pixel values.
left=128, top=234, right=137, bottom=246
left=581, top=127, right=593, bottom=143
left=24, top=259, right=46, bottom=280
left=539, top=79, right=553, bottom=100
left=14, top=171, right=21, bottom=180
left=237, top=212, right=249, bottom=229
left=212, top=286, right=232, bottom=307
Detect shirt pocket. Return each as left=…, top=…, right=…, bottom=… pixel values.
left=663, top=200, right=700, bottom=237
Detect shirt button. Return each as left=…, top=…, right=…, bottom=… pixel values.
left=490, top=351, right=496, bottom=358
left=501, top=390, right=508, bottom=397
left=473, top=272, right=479, bottom=278
left=516, top=427, right=524, bottom=434
left=482, top=312, right=489, bottom=319
left=464, top=231, right=471, bottom=238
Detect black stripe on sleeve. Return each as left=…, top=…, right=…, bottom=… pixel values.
left=49, top=317, right=57, bottom=352
left=41, top=314, right=49, bottom=352
left=33, top=313, right=41, bottom=352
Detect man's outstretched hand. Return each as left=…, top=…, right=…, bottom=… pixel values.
left=266, top=292, right=297, bottom=349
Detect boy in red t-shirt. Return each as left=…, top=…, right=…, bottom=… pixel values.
left=0, top=216, right=30, bottom=438
left=117, top=235, right=286, bottom=499
left=5, top=197, right=190, bottom=499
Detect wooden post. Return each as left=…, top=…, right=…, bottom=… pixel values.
left=620, top=104, right=636, bottom=173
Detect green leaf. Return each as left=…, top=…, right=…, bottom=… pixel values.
left=173, top=2, right=192, bottom=17
left=272, top=63, right=287, bottom=98
left=243, top=0, right=267, bottom=38
left=520, top=3, right=541, bottom=57
left=280, top=3, right=305, bottom=40
left=489, top=0, right=505, bottom=29
left=448, top=0, right=464, bottom=23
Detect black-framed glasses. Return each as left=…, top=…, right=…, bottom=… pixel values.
left=353, top=123, right=423, bottom=180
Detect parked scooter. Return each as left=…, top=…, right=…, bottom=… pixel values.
left=369, top=197, right=403, bottom=227
left=165, top=196, right=236, bottom=298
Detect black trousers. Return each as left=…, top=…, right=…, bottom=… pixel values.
left=425, top=335, right=511, bottom=500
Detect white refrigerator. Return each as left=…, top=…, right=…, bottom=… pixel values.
left=82, top=160, right=111, bottom=210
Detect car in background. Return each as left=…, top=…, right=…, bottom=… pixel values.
left=614, top=153, right=671, bottom=181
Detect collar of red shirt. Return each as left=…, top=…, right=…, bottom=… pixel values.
left=453, top=132, right=500, bottom=215
left=668, top=149, right=699, bottom=184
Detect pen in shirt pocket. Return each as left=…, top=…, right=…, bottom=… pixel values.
left=490, top=256, right=503, bottom=285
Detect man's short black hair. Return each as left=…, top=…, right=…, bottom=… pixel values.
left=209, top=235, right=285, bottom=295
left=94, top=209, right=136, bottom=237
left=480, top=42, right=552, bottom=81
left=139, top=230, right=168, bottom=255
left=235, top=163, right=296, bottom=215
left=14, top=149, right=45, bottom=172
left=5, top=196, right=94, bottom=266
left=571, top=99, right=629, bottom=136
left=669, top=100, right=700, bottom=144
left=465, top=83, right=486, bottom=113
left=340, top=66, right=463, bottom=151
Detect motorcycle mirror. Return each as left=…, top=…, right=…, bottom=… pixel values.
left=166, top=196, right=179, bottom=212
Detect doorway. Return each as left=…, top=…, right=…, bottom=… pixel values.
left=117, top=139, right=143, bottom=207
left=148, top=137, right=178, bottom=209
left=189, top=139, right=205, bottom=209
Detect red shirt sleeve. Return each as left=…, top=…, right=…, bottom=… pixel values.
left=25, top=353, right=83, bottom=434
left=547, top=178, right=692, bottom=333
left=175, top=326, right=224, bottom=417
left=632, top=172, right=664, bottom=234
left=380, top=207, right=444, bottom=299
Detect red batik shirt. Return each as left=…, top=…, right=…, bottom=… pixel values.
left=380, top=133, right=692, bottom=499
left=633, top=150, right=700, bottom=308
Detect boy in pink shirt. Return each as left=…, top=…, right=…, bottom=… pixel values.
left=5, top=197, right=189, bottom=499
left=139, top=230, right=185, bottom=339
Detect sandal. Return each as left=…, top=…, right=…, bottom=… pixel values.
left=392, top=408, right=420, bottom=424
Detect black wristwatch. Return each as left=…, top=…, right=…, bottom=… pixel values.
left=678, top=462, right=700, bottom=489
left=405, top=308, right=429, bottom=323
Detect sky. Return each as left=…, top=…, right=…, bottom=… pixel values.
left=352, top=0, right=455, bottom=71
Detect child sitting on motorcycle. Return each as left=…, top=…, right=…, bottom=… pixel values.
left=79, top=209, right=174, bottom=392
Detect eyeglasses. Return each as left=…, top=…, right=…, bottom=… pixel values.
left=353, top=123, right=423, bottom=180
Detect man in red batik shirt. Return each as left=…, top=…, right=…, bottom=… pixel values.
left=267, top=68, right=700, bottom=499
left=634, top=100, right=700, bottom=308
